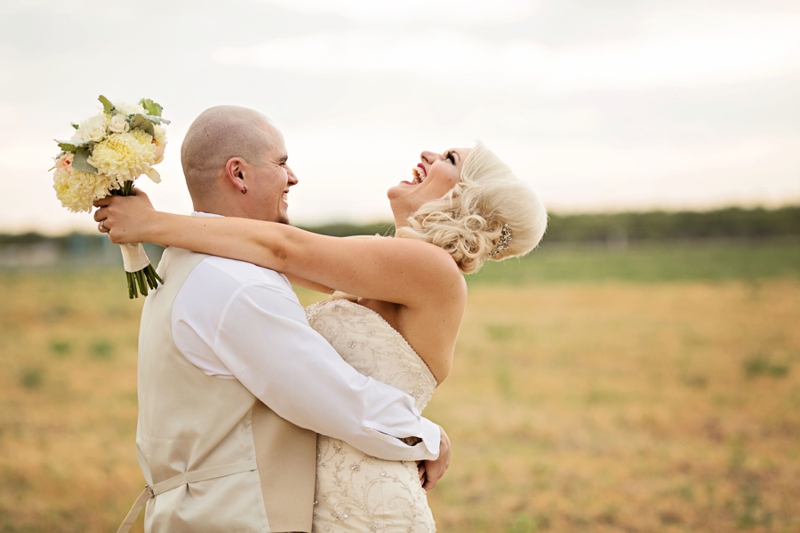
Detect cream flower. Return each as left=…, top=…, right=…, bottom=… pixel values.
left=114, top=101, right=146, bottom=116
left=130, top=128, right=155, bottom=147
left=53, top=167, right=115, bottom=213
left=108, top=114, right=130, bottom=134
left=79, top=113, right=108, bottom=143
left=88, top=130, right=155, bottom=183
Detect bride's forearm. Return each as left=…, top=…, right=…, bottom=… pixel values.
left=285, top=273, right=334, bottom=294
left=147, top=213, right=294, bottom=273
left=144, top=211, right=185, bottom=248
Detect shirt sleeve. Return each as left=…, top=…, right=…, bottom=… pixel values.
left=209, top=280, right=440, bottom=462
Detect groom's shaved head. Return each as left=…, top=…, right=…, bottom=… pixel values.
left=181, top=106, right=274, bottom=203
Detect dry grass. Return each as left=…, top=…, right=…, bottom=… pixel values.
left=1, top=268, right=799, bottom=532
left=0, top=269, right=143, bottom=532
left=428, top=281, right=800, bottom=532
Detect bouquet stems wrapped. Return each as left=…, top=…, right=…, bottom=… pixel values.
left=52, top=95, right=169, bottom=298
left=110, top=183, right=163, bottom=298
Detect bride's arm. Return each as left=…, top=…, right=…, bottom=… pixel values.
left=285, top=236, right=374, bottom=293
left=284, top=274, right=333, bottom=294
left=94, top=191, right=463, bottom=308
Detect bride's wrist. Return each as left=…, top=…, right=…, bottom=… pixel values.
left=145, top=211, right=169, bottom=245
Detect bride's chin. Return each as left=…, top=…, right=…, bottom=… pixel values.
left=386, top=183, right=405, bottom=199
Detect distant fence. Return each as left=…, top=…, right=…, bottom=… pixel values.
left=1, top=206, right=798, bottom=268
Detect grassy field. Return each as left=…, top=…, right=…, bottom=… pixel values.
left=469, top=238, right=800, bottom=284
left=1, top=240, right=799, bottom=532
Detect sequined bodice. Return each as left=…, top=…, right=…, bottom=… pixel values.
left=305, top=299, right=437, bottom=411
left=305, top=298, right=438, bottom=532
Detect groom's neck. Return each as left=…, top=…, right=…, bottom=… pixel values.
left=192, top=200, right=248, bottom=220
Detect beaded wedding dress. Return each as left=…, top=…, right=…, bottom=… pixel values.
left=305, top=299, right=438, bottom=533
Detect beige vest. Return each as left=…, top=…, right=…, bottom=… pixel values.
left=121, top=247, right=316, bottom=533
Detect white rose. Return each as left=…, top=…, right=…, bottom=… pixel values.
left=114, top=101, right=146, bottom=116
left=108, top=114, right=130, bottom=134
left=81, top=113, right=108, bottom=143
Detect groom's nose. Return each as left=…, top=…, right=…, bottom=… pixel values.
left=286, top=165, right=299, bottom=186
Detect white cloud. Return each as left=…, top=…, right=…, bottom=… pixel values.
left=214, top=14, right=800, bottom=92
left=257, top=0, right=540, bottom=25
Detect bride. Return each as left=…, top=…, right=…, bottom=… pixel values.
left=94, top=124, right=546, bottom=532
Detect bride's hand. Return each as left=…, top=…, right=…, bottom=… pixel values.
left=93, top=188, right=157, bottom=244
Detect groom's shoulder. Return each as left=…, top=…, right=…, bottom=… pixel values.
left=192, top=255, right=290, bottom=291
left=171, top=254, right=298, bottom=328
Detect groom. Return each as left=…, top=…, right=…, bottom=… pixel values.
left=110, top=106, right=450, bottom=533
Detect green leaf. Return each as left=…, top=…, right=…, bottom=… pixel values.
left=55, top=139, right=90, bottom=152
left=72, top=148, right=98, bottom=174
left=130, top=114, right=144, bottom=128
left=71, top=123, right=80, bottom=130
left=139, top=98, right=163, bottom=117
left=57, top=142, right=78, bottom=152
left=131, top=114, right=155, bottom=136
left=143, top=114, right=170, bottom=125
left=98, top=95, right=114, bottom=115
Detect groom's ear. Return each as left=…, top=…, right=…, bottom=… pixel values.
left=224, top=157, right=248, bottom=194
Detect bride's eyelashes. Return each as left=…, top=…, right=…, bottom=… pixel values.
left=445, top=151, right=456, bottom=164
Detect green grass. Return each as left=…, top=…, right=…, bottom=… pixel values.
left=468, top=239, right=800, bottom=285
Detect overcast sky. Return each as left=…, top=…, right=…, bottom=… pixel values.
left=2, top=0, right=799, bottom=234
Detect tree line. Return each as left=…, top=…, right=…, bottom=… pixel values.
left=2, top=206, right=799, bottom=249
left=299, top=206, right=800, bottom=243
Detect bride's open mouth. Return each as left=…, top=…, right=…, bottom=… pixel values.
left=410, top=164, right=427, bottom=184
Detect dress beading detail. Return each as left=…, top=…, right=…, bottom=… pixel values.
left=306, top=299, right=438, bottom=532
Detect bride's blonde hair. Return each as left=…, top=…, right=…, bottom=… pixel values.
left=395, top=142, right=547, bottom=274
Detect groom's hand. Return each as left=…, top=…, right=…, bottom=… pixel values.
left=419, top=425, right=451, bottom=491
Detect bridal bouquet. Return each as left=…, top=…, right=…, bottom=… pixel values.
left=52, top=95, right=170, bottom=299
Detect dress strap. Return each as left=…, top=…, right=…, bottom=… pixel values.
left=116, top=458, right=258, bottom=533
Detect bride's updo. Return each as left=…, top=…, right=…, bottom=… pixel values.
left=396, top=142, right=547, bottom=274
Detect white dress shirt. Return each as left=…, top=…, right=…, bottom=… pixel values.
left=169, top=212, right=440, bottom=461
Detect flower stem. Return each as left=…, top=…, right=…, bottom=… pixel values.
left=126, top=271, right=136, bottom=299
left=136, top=269, right=147, bottom=297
